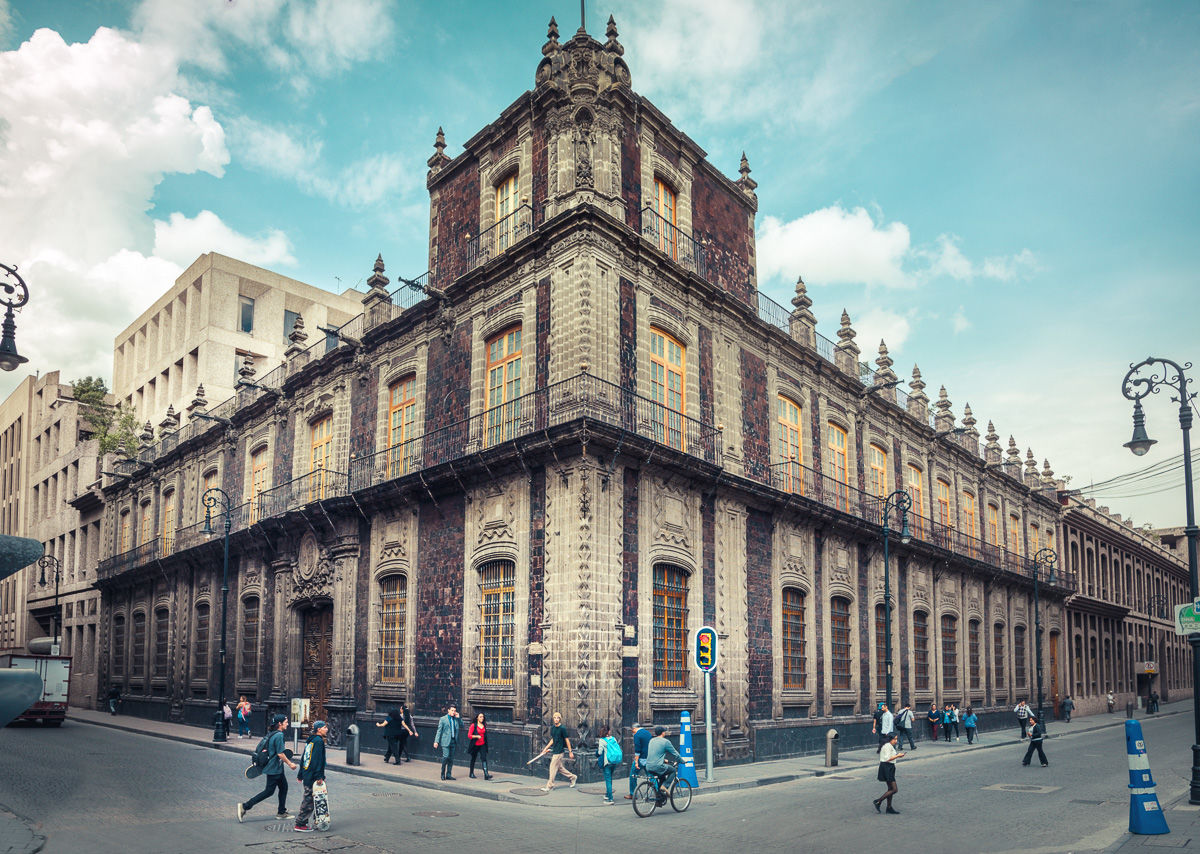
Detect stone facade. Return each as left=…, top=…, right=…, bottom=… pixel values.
left=83, top=16, right=1189, bottom=770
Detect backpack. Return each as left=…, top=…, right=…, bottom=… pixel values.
left=604, top=736, right=623, bottom=765
left=252, top=734, right=273, bottom=769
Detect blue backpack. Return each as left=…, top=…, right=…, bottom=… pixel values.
left=604, top=736, right=623, bottom=765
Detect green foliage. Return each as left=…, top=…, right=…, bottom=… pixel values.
left=70, top=376, right=140, bottom=456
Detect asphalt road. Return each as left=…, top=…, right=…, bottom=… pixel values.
left=0, top=713, right=1189, bottom=854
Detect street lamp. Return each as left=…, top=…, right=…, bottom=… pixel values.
left=1146, top=592, right=1168, bottom=711
left=1121, top=356, right=1199, bottom=803
left=37, top=555, right=63, bottom=649
left=201, top=486, right=233, bottom=743
left=881, top=489, right=912, bottom=712
left=1032, top=548, right=1057, bottom=728
left=0, top=262, right=30, bottom=372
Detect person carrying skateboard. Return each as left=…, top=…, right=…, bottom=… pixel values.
left=238, top=714, right=298, bottom=823
left=294, top=720, right=328, bottom=833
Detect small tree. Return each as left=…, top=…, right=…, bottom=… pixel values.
left=71, top=376, right=140, bottom=456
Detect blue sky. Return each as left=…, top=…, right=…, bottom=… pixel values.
left=1, top=0, right=1197, bottom=529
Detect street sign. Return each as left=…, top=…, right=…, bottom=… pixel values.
left=1193, top=597, right=1200, bottom=615
left=694, top=626, right=717, bottom=672
left=1174, top=603, right=1200, bottom=636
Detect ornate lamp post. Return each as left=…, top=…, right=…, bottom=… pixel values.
left=201, top=486, right=233, bottom=743
left=37, top=555, right=63, bottom=649
left=1121, top=356, right=1199, bottom=802
left=0, top=262, right=29, bottom=372
left=1032, top=548, right=1057, bottom=727
left=881, top=489, right=912, bottom=711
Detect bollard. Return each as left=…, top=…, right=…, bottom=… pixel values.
left=346, top=723, right=361, bottom=766
left=1125, top=719, right=1169, bottom=835
left=824, top=729, right=839, bottom=767
left=1126, top=701, right=1134, bottom=719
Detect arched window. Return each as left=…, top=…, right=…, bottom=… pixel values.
left=249, top=444, right=268, bottom=522
left=479, top=560, right=515, bottom=685
left=131, top=611, right=147, bottom=678
left=119, top=510, right=131, bottom=554
left=388, top=376, right=417, bottom=477
left=968, top=619, right=981, bottom=690
left=776, top=396, right=803, bottom=494
left=1030, top=523, right=1041, bottom=555
left=112, top=614, right=126, bottom=678
left=988, top=504, right=1000, bottom=546
left=1008, top=514, right=1021, bottom=555
left=652, top=178, right=678, bottom=258
left=153, top=606, right=169, bottom=677
left=906, top=465, right=924, bottom=537
left=653, top=564, right=688, bottom=687
left=193, top=603, right=210, bottom=684
left=913, top=610, right=929, bottom=690
left=139, top=502, right=153, bottom=546
left=935, top=480, right=951, bottom=528
left=240, top=596, right=260, bottom=681
left=649, top=328, right=685, bottom=450
left=941, top=615, right=958, bottom=690
left=961, top=492, right=977, bottom=541
left=994, top=624, right=1006, bottom=691
left=830, top=596, right=852, bottom=690
left=868, top=444, right=888, bottom=498
left=161, top=490, right=176, bottom=554
left=200, top=468, right=218, bottom=516
left=310, top=416, right=333, bottom=500
left=379, top=576, right=406, bottom=683
left=496, top=171, right=518, bottom=251
left=486, top=326, right=523, bottom=446
left=875, top=603, right=888, bottom=690
left=827, top=424, right=849, bottom=511
left=781, top=588, right=806, bottom=689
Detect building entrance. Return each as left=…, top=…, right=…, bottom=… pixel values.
left=301, top=606, right=333, bottom=722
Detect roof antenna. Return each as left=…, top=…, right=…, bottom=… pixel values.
left=581, top=0, right=585, bottom=32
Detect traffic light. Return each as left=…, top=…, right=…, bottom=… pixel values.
left=694, top=626, right=717, bottom=672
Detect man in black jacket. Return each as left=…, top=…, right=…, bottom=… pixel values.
left=294, top=720, right=328, bottom=832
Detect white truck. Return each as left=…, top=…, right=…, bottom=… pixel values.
left=0, top=652, right=71, bottom=726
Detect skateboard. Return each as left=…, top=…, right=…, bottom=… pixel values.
left=312, top=780, right=330, bottom=830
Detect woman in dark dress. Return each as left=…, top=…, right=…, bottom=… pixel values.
left=398, top=703, right=416, bottom=761
left=873, top=733, right=905, bottom=814
left=376, top=708, right=405, bottom=764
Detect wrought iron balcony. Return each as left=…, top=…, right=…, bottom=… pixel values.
left=251, top=468, right=350, bottom=523
left=467, top=205, right=533, bottom=272
left=96, top=539, right=159, bottom=582
left=640, top=207, right=707, bottom=279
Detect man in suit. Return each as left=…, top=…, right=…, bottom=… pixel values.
left=433, top=704, right=461, bottom=781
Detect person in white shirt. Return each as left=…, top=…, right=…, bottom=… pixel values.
left=896, top=703, right=916, bottom=750
left=872, top=703, right=895, bottom=750
left=873, top=733, right=905, bottom=814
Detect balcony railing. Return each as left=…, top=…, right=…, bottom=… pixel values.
left=351, top=372, right=722, bottom=493
left=467, top=205, right=533, bottom=272
left=641, top=207, right=707, bottom=279
left=252, top=468, right=350, bottom=522
left=96, top=539, right=159, bottom=582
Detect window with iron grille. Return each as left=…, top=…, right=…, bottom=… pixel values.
left=782, top=587, right=806, bottom=689
left=994, top=623, right=1006, bottom=690
left=875, top=604, right=887, bottom=691
left=941, top=614, right=958, bottom=690
left=1014, top=625, right=1027, bottom=687
left=240, top=597, right=259, bottom=681
left=969, top=619, right=981, bottom=690
left=379, top=576, right=406, bottom=683
left=131, top=611, right=146, bottom=677
left=479, top=560, right=515, bottom=685
left=913, top=610, right=929, bottom=690
left=830, top=596, right=852, bottom=690
left=154, top=607, right=169, bottom=676
left=193, top=604, right=209, bottom=683
left=112, top=614, right=126, bottom=677
left=654, top=564, right=688, bottom=688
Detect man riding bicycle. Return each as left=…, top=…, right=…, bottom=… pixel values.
left=644, top=726, right=682, bottom=793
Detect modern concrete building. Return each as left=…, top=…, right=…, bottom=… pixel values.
left=0, top=374, right=34, bottom=652
left=87, top=16, right=1103, bottom=767
left=112, top=253, right=361, bottom=427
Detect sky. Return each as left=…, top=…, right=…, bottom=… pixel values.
left=1, top=0, right=1197, bottom=530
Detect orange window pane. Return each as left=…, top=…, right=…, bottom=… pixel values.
left=650, top=329, right=686, bottom=450
left=486, top=327, right=522, bottom=446
left=962, top=491, right=977, bottom=539
left=161, top=492, right=175, bottom=554
left=777, top=396, right=803, bottom=494
left=868, top=444, right=887, bottom=498
left=827, top=423, right=849, bottom=511
left=140, top=503, right=152, bottom=546
left=936, top=480, right=951, bottom=527
left=653, top=179, right=677, bottom=259
left=496, top=173, right=518, bottom=252
left=988, top=504, right=1000, bottom=545
left=388, top=377, right=417, bottom=476
left=310, top=416, right=332, bottom=500
left=1009, top=515, right=1021, bottom=554
left=906, top=465, right=924, bottom=537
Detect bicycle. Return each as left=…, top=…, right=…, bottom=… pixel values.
left=631, top=762, right=691, bottom=817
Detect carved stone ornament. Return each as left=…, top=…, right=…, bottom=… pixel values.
left=574, top=119, right=593, bottom=189
left=911, top=584, right=930, bottom=607
left=653, top=483, right=690, bottom=549
left=293, top=533, right=335, bottom=599
left=477, top=490, right=515, bottom=545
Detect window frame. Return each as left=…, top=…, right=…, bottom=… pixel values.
left=906, top=465, right=924, bottom=537
left=941, top=614, right=958, bottom=691
left=240, top=596, right=260, bottom=682
left=653, top=564, right=689, bottom=688
left=479, top=560, right=516, bottom=685
left=994, top=623, right=1006, bottom=690
left=913, top=610, right=929, bottom=691
left=827, top=423, right=850, bottom=512
left=379, top=575, right=407, bottom=684
left=193, top=603, right=210, bottom=684
left=868, top=444, right=888, bottom=499
left=310, top=415, right=333, bottom=500
left=239, top=295, right=255, bottom=334
left=485, top=326, right=523, bottom=447
left=781, top=587, right=806, bottom=689
left=496, top=172, right=519, bottom=252
left=652, top=178, right=678, bottom=258
left=387, top=375, right=417, bottom=477
left=776, top=395, right=803, bottom=495
left=649, top=328, right=686, bottom=451
left=830, top=596, right=852, bottom=691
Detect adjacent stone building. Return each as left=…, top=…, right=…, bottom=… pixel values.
left=82, top=18, right=1105, bottom=765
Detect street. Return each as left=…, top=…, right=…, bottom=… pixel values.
left=0, top=713, right=1192, bottom=854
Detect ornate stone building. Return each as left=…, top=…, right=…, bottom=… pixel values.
left=92, top=16, right=1093, bottom=763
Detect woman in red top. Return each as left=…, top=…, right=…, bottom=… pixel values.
left=468, top=712, right=492, bottom=779
left=236, top=696, right=253, bottom=738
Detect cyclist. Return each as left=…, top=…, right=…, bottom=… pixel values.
left=644, top=726, right=683, bottom=794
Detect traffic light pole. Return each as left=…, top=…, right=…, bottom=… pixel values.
left=704, top=669, right=714, bottom=783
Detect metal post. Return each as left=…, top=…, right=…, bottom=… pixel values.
left=203, top=487, right=233, bottom=743
left=37, top=555, right=62, bottom=652
left=1033, top=548, right=1055, bottom=729
left=881, top=490, right=911, bottom=713
left=704, top=670, right=714, bottom=783
left=1120, top=357, right=1200, bottom=803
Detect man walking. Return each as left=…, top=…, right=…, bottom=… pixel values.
left=626, top=721, right=652, bottom=800
left=1021, top=714, right=1048, bottom=767
left=1014, top=699, right=1030, bottom=738
left=238, top=714, right=298, bottom=823
left=433, top=704, right=461, bottom=781
left=1060, top=695, right=1074, bottom=723
left=896, top=703, right=917, bottom=750
left=1107, top=690, right=1115, bottom=713
left=873, top=703, right=894, bottom=750
left=540, top=711, right=577, bottom=791
left=293, top=720, right=328, bottom=833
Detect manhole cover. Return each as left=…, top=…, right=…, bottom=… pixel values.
left=510, top=787, right=550, bottom=796
left=261, top=823, right=293, bottom=833
left=984, top=783, right=1061, bottom=793
left=372, top=792, right=404, bottom=797
left=413, top=810, right=459, bottom=817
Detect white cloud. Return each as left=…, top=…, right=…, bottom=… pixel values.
left=0, top=0, right=12, bottom=47
left=855, top=309, right=912, bottom=355
left=952, top=306, right=971, bottom=334
left=154, top=211, right=295, bottom=268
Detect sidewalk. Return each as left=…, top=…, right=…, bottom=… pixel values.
left=60, top=702, right=1186, bottom=806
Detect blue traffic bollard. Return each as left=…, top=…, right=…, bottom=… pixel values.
left=1125, top=719, right=1169, bottom=835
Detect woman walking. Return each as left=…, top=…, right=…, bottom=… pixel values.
left=963, top=707, right=979, bottom=744
left=376, top=708, right=405, bottom=764
left=873, top=732, right=905, bottom=814
left=942, top=704, right=954, bottom=742
left=595, top=724, right=617, bottom=804
left=467, top=712, right=493, bottom=779
left=398, top=703, right=416, bottom=761
left=236, top=696, right=253, bottom=738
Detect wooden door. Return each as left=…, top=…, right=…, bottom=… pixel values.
left=302, top=607, right=333, bottom=722
left=1048, top=633, right=1060, bottom=703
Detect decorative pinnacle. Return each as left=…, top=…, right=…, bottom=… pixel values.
left=837, top=309, right=855, bottom=342
left=288, top=313, right=307, bottom=346
left=1042, top=459, right=1055, bottom=483
left=544, top=16, right=560, bottom=52
left=433, top=127, right=445, bottom=155
left=239, top=354, right=256, bottom=382
left=140, top=420, right=154, bottom=443
left=739, top=152, right=751, bottom=178
left=1007, top=436, right=1020, bottom=462
left=791, top=275, right=812, bottom=311
left=1025, top=448, right=1038, bottom=473
left=961, top=403, right=976, bottom=428
left=909, top=364, right=926, bottom=393
left=985, top=420, right=1000, bottom=447
left=366, top=253, right=390, bottom=293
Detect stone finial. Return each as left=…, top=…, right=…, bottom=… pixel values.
left=788, top=275, right=816, bottom=346
left=1004, top=436, right=1022, bottom=477
left=366, top=254, right=390, bottom=293
left=140, top=420, right=154, bottom=446
left=543, top=16, right=560, bottom=54
left=934, top=385, right=955, bottom=431
left=238, top=354, right=256, bottom=383
left=286, top=313, right=310, bottom=371
left=158, top=404, right=179, bottom=432
left=875, top=340, right=898, bottom=381
left=907, top=364, right=930, bottom=421
left=288, top=314, right=307, bottom=346
left=604, top=15, right=623, bottom=55
left=984, top=420, right=1002, bottom=464
left=961, top=402, right=979, bottom=447
left=736, top=151, right=758, bottom=196
left=1024, top=448, right=1039, bottom=484
left=186, top=385, right=208, bottom=421
left=427, top=126, right=450, bottom=172
left=834, top=309, right=861, bottom=377
left=1041, top=459, right=1055, bottom=486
